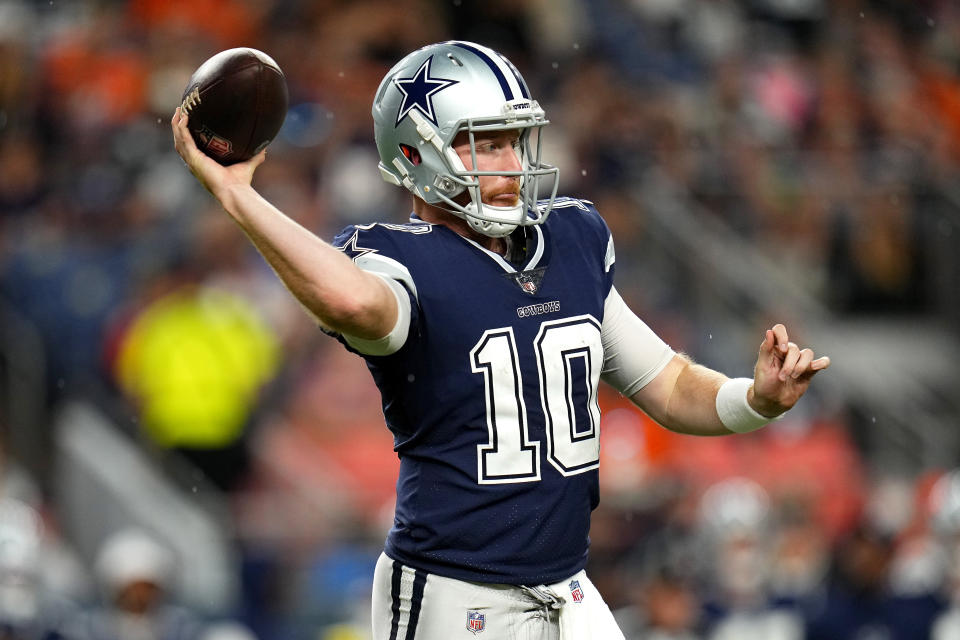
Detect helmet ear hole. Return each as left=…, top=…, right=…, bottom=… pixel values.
left=399, top=144, right=422, bottom=166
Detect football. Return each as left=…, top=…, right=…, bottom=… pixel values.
left=180, top=47, right=288, bottom=165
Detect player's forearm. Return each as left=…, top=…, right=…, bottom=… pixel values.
left=216, top=183, right=397, bottom=338
left=630, top=355, right=732, bottom=436
left=665, top=361, right=731, bottom=435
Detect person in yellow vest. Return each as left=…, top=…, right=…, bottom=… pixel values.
left=115, top=284, right=279, bottom=491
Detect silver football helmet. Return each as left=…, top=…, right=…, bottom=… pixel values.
left=372, top=41, right=559, bottom=237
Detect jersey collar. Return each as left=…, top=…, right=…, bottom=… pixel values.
left=408, top=212, right=546, bottom=274
left=456, top=223, right=544, bottom=274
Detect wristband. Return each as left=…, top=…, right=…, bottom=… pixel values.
left=716, top=378, right=771, bottom=433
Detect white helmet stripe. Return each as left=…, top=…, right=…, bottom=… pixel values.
left=448, top=41, right=525, bottom=102
left=497, top=53, right=530, bottom=99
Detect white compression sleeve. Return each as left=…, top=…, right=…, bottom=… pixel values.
left=600, top=287, right=675, bottom=396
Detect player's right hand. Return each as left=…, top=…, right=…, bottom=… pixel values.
left=171, top=107, right=266, bottom=200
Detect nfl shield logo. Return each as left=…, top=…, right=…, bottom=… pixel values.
left=506, top=267, right=546, bottom=295
left=516, top=273, right=538, bottom=294
left=467, top=610, right=485, bottom=634
left=569, top=580, right=585, bottom=603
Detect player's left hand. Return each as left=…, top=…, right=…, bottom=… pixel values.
left=748, top=323, right=830, bottom=418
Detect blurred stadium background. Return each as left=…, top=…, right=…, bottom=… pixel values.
left=1, top=0, right=960, bottom=638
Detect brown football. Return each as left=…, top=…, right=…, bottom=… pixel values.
left=180, top=47, right=288, bottom=165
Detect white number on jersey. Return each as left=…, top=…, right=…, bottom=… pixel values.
left=471, top=316, right=602, bottom=485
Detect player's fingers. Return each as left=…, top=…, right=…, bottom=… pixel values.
left=811, top=356, right=831, bottom=371
left=771, top=324, right=790, bottom=353
left=790, top=348, right=815, bottom=379
left=249, top=149, right=267, bottom=170
left=173, top=115, right=201, bottom=158
left=759, top=329, right=775, bottom=355
left=171, top=108, right=183, bottom=142
left=172, top=108, right=188, bottom=144
left=177, top=113, right=191, bottom=138
left=779, top=341, right=800, bottom=380
left=796, top=355, right=831, bottom=382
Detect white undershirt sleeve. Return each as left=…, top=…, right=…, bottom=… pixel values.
left=600, top=286, right=675, bottom=396
left=341, top=274, right=412, bottom=356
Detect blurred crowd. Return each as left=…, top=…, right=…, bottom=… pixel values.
left=1, top=0, right=960, bottom=638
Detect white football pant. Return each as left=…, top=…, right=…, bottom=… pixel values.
left=371, top=552, right=626, bottom=640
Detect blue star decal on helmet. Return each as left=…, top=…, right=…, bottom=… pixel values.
left=393, top=56, right=458, bottom=127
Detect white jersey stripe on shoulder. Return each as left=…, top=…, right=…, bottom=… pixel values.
left=549, top=197, right=591, bottom=211
left=354, top=254, right=419, bottom=300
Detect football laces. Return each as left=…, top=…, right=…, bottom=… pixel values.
left=180, top=87, right=201, bottom=113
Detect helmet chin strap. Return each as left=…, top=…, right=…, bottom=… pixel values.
left=432, top=184, right=521, bottom=238
left=462, top=201, right=520, bottom=238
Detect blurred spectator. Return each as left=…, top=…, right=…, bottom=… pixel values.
left=923, top=469, right=960, bottom=639
left=73, top=528, right=204, bottom=640
left=616, top=566, right=704, bottom=640
left=767, top=501, right=831, bottom=607
left=0, top=498, right=79, bottom=640
left=804, top=521, right=941, bottom=640
left=112, top=277, right=280, bottom=491
left=696, top=478, right=805, bottom=640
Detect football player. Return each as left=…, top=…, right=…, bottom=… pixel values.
left=172, top=40, right=830, bottom=640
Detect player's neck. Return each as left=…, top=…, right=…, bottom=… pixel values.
left=413, top=198, right=507, bottom=256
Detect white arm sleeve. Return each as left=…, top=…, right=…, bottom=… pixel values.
left=341, top=274, right=412, bottom=356
left=600, top=286, right=675, bottom=396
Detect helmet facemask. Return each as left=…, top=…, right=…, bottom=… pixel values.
left=432, top=106, right=559, bottom=238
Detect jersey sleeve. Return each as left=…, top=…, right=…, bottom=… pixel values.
left=328, top=223, right=422, bottom=356
left=331, top=224, right=420, bottom=301
left=341, top=274, right=413, bottom=356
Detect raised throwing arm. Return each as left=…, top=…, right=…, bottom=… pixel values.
left=171, top=108, right=398, bottom=340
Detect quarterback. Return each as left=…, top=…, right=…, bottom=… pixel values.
left=172, top=40, right=830, bottom=640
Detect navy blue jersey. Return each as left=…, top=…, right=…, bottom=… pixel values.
left=331, top=198, right=615, bottom=585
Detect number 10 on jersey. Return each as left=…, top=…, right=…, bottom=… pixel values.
left=470, top=316, right=603, bottom=485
